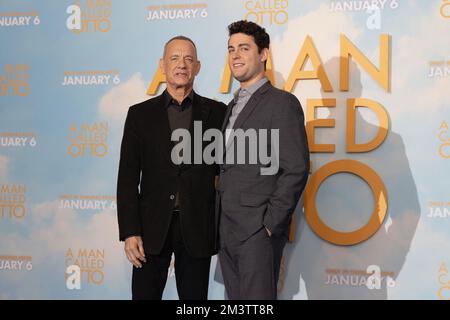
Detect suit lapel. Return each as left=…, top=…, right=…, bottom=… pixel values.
left=153, top=95, right=176, bottom=167
left=154, top=91, right=210, bottom=169
left=224, top=81, right=272, bottom=153
left=232, top=81, right=271, bottom=130
left=182, top=93, right=210, bottom=169
left=190, top=93, right=210, bottom=135
left=221, top=100, right=235, bottom=133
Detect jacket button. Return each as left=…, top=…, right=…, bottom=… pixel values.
left=169, top=194, right=175, bottom=200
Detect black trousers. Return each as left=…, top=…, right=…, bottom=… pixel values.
left=219, top=226, right=287, bottom=300
left=132, top=213, right=211, bottom=300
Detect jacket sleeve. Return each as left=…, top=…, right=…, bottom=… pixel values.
left=263, top=93, right=310, bottom=236
left=117, top=106, right=142, bottom=241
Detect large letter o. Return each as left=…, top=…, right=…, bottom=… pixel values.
left=304, top=160, right=388, bottom=245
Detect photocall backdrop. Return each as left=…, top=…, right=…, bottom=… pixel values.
left=0, top=0, right=449, bottom=299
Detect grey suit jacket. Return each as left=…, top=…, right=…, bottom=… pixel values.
left=216, top=81, right=310, bottom=242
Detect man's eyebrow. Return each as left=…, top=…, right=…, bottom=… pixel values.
left=228, top=43, right=250, bottom=49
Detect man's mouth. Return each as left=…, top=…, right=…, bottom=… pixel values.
left=232, top=63, right=244, bottom=68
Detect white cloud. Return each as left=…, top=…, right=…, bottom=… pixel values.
left=1, top=200, right=129, bottom=298
left=29, top=201, right=124, bottom=263
left=98, top=72, right=149, bottom=125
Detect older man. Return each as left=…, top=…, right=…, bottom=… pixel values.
left=117, top=36, right=226, bottom=300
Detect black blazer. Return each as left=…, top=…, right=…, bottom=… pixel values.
left=117, top=91, right=226, bottom=258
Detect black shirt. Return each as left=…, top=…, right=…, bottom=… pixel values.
left=164, top=89, right=193, bottom=132
left=163, top=89, right=194, bottom=211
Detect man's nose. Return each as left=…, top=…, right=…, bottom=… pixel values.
left=230, top=51, right=240, bottom=60
left=177, top=59, right=187, bottom=68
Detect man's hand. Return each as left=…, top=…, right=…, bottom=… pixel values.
left=124, top=236, right=147, bottom=268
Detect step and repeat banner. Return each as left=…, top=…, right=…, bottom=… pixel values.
left=0, top=0, right=449, bottom=300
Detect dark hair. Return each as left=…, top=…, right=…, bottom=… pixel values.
left=163, top=35, right=197, bottom=57
left=228, top=20, right=270, bottom=53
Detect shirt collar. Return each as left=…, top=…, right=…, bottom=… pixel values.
left=163, top=89, right=194, bottom=108
left=233, top=77, right=269, bottom=103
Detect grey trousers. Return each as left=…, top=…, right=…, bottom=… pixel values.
left=218, top=226, right=287, bottom=300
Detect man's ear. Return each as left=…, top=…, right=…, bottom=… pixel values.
left=194, top=60, right=201, bottom=76
left=260, top=48, right=269, bottom=65
left=159, top=58, right=166, bottom=75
